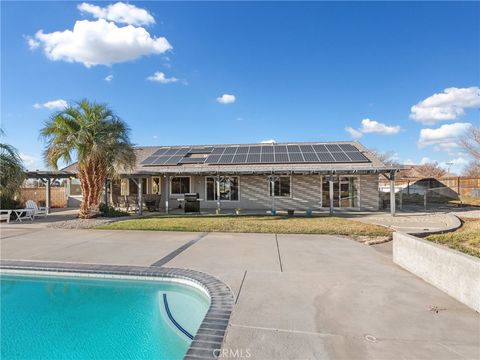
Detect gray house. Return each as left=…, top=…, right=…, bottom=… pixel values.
left=58, top=140, right=398, bottom=215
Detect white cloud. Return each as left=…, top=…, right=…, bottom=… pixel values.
left=345, top=118, right=401, bottom=138
left=78, top=2, right=155, bottom=26
left=418, top=122, right=472, bottom=150
left=20, top=153, right=39, bottom=169
left=410, top=87, right=480, bottom=124
left=216, top=94, right=236, bottom=104
left=104, top=74, right=113, bottom=82
left=33, top=99, right=68, bottom=110
left=29, top=19, right=171, bottom=67
left=260, top=139, right=277, bottom=144
left=147, top=71, right=178, bottom=84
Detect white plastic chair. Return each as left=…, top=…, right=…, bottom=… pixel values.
left=25, top=200, right=47, bottom=219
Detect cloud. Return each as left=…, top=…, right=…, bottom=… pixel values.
left=33, top=99, right=68, bottom=110
left=345, top=118, right=401, bottom=138
left=216, top=94, right=236, bottom=104
left=104, top=74, right=113, bottom=82
left=29, top=18, right=171, bottom=67
left=410, top=87, right=480, bottom=124
left=78, top=2, right=155, bottom=26
left=418, top=122, right=472, bottom=150
left=260, top=139, right=277, bottom=144
left=20, top=153, right=39, bottom=169
left=147, top=71, right=178, bottom=84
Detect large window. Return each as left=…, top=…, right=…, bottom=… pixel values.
left=206, top=176, right=239, bottom=201
left=171, top=177, right=190, bottom=194
left=269, top=176, right=291, bottom=197
left=321, top=176, right=358, bottom=208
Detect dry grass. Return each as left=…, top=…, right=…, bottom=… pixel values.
left=98, top=215, right=392, bottom=238
left=426, top=218, right=480, bottom=258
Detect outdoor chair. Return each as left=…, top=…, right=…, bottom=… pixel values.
left=0, top=210, right=12, bottom=223
left=25, top=200, right=47, bottom=219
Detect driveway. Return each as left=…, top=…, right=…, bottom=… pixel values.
left=1, top=227, right=478, bottom=359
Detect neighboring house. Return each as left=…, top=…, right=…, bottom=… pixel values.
left=58, top=141, right=397, bottom=213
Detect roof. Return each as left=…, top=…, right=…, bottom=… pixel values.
left=61, top=141, right=398, bottom=175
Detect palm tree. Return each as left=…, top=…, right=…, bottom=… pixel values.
left=0, top=129, right=26, bottom=202
left=41, top=100, right=136, bottom=218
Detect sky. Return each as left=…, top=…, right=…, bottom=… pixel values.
left=1, top=1, right=479, bottom=173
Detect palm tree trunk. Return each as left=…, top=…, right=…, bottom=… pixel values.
left=78, top=160, right=107, bottom=219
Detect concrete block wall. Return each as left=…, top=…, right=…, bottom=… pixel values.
left=393, top=232, right=480, bottom=312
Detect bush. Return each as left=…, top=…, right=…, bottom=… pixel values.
left=99, top=203, right=129, bottom=218
left=0, top=196, right=20, bottom=210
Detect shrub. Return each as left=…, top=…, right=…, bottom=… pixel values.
left=99, top=203, right=129, bottom=218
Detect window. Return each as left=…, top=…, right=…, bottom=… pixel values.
left=321, top=176, right=358, bottom=208
left=171, top=177, right=190, bottom=194
left=70, top=179, right=82, bottom=196
left=151, top=177, right=161, bottom=194
left=206, top=176, right=239, bottom=201
left=269, top=176, right=291, bottom=197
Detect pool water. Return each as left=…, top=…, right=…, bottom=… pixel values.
left=0, top=273, right=210, bottom=360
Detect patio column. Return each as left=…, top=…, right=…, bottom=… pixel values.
left=270, top=176, right=277, bottom=215
left=216, top=175, right=221, bottom=214
left=329, top=175, right=334, bottom=216
left=390, top=172, right=396, bottom=216
left=45, top=178, right=51, bottom=215
left=165, top=175, right=170, bottom=214
left=104, top=180, right=108, bottom=206
left=138, top=177, right=143, bottom=215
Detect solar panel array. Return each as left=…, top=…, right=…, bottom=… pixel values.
left=140, top=144, right=370, bottom=166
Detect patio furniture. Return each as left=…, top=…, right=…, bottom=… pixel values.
left=12, top=209, right=34, bottom=222
left=25, top=200, right=47, bottom=219
left=0, top=210, right=12, bottom=223
left=184, top=193, right=200, bottom=213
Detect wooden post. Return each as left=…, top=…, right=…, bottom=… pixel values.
left=45, top=178, right=51, bottom=215
left=329, top=175, right=334, bottom=216
left=216, top=175, right=221, bottom=214
left=390, top=172, right=396, bottom=216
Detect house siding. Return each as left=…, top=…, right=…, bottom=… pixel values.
left=359, top=174, right=380, bottom=210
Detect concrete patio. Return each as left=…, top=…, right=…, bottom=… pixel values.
left=1, top=226, right=478, bottom=359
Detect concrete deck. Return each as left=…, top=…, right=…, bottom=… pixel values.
left=1, top=227, right=478, bottom=359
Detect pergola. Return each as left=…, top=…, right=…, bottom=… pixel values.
left=25, top=170, right=77, bottom=214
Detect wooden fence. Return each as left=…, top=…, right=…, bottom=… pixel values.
left=18, top=187, right=68, bottom=208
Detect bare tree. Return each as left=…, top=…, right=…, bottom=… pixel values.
left=462, top=160, right=480, bottom=177
left=370, top=150, right=399, bottom=166
left=460, top=126, right=480, bottom=160
left=415, top=162, right=447, bottom=178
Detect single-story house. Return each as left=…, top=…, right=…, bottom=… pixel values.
left=28, top=141, right=400, bottom=215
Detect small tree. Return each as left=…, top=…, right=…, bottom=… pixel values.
left=415, top=162, right=447, bottom=178
left=462, top=160, right=480, bottom=177
left=41, top=100, right=136, bottom=218
left=0, top=130, right=25, bottom=205
left=460, top=126, right=480, bottom=160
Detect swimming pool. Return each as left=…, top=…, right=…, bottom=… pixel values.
left=1, top=273, right=210, bottom=360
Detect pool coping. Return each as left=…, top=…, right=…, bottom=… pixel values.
left=0, top=260, right=234, bottom=360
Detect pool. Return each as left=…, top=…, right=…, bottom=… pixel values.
left=0, top=273, right=210, bottom=360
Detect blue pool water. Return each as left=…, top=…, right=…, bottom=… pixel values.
left=0, top=273, right=210, bottom=360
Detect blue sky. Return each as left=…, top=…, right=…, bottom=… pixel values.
left=1, top=1, right=479, bottom=173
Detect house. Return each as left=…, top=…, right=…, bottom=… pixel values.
left=33, top=141, right=399, bottom=214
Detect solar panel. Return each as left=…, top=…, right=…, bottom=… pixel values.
left=205, top=154, right=221, bottom=164
left=299, top=145, right=314, bottom=152
left=345, top=151, right=369, bottom=162
left=275, top=153, right=289, bottom=162
left=247, top=153, right=261, bottom=163
left=233, top=154, right=247, bottom=163
left=289, top=152, right=305, bottom=162
left=274, top=145, right=287, bottom=153
left=211, top=147, right=226, bottom=155
left=219, top=154, right=234, bottom=163
left=302, top=152, right=319, bottom=162
left=325, top=144, right=342, bottom=152
left=175, top=147, right=190, bottom=156
left=164, top=155, right=183, bottom=165
left=261, top=146, right=274, bottom=154
left=223, top=146, right=238, bottom=155
left=163, top=148, right=179, bottom=156
left=312, top=144, right=328, bottom=152
left=249, top=145, right=262, bottom=153
left=287, top=145, right=301, bottom=153
left=339, top=144, right=357, bottom=152
left=179, top=157, right=206, bottom=164
left=152, top=148, right=170, bottom=156
left=188, top=147, right=213, bottom=154
left=331, top=152, right=350, bottom=162
left=261, top=153, right=275, bottom=163
left=152, top=156, right=171, bottom=165
left=316, top=152, right=335, bottom=162
left=236, top=146, right=249, bottom=154
left=140, top=156, right=157, bottom=165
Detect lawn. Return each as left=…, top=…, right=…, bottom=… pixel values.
left=426, top=218, right=480, bottom=258
left=98, top=215, right=392, bottom=239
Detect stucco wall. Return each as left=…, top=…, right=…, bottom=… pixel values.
left=393, top=232, right=480, bottom=312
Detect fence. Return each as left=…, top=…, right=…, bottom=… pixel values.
left=18, top=187, right=68, bottom=208
left=379, top=176, right=480, bottom=210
